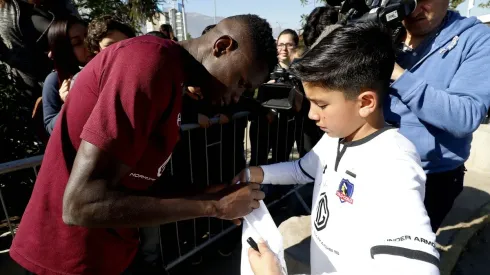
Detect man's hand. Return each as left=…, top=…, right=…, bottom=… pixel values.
left=232, top=167, right=265, bottom=185
left=266, top=110, right=276, bottom=124
left=198, top=113, right=211, bottom=128
left=59, top=78, right=71, bottom=102
left=215, top=113, right=230, bottom=124
left=248, top=239, right=282, bottom=275
left=213, top=183, right=265, bottom=221
left=185, top=86, right=203, bottom=100
left=391, top=63, right=405, bottom=81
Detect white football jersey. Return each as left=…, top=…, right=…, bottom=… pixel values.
left=261, top=127, right=440, bottom=275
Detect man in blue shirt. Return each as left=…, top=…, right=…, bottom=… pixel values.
left=387, top=0, right=490, bottom=232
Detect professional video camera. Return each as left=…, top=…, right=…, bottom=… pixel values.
left=329, top=0, right=417, bottom=40
left=256, top=66, right=304, bottom=111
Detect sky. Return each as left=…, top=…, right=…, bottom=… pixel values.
left=455, top=0, right=490, bottom=18
left=164, top=0, right=321, bottom=31
left=161, top=0, right=490, bottom=32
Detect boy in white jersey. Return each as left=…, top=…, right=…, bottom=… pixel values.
left=234, top=22, right=440, bottom=275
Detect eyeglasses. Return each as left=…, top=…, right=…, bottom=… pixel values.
left=277, top=43, right=296, bottom=49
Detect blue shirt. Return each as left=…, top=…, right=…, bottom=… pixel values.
left=42, top=71, right=62, bottom=135
left=386, top=11, right=490, bottom=173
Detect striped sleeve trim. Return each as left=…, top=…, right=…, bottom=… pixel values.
left=370, top=245, right=439, bottom=267
left=298, top=159, right=315, bottom=181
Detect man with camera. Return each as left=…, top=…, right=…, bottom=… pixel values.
left=387, top=0, right=490, bottom=232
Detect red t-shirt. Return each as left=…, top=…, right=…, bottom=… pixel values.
left=10, top=36, right=183, bottom=275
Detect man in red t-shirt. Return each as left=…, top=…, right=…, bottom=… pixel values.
left=10, top=15, right=277, bottom=275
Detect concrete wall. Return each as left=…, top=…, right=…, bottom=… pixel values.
left=465, top=124, right=490, bottom=175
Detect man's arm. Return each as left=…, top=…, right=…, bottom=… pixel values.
left=62, top=141, right=264, bottom=228
left=391, top=45, right=490, bottom=138
left=62, top=41, right=264, bottom=228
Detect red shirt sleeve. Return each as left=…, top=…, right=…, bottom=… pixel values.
left=80, top=38, right=180, bottom=167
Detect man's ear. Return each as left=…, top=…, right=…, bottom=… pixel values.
left=213, top=35, right=236, bottom=57
left=358, top=90, right=377, bottom=118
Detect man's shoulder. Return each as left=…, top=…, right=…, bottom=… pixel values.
left=446, top=12, right=490, bottom=43
left=110, top=35, right=182, bottom=56
left=84, top=35, right=184, bottom=85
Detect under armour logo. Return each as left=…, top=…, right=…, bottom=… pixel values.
left=314, top=192, right=329, bottom=231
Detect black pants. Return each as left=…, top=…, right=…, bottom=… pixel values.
left=424, top=165, right=465, bottom=232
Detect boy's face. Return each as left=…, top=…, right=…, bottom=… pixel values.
left=304, top=83, right=367, bottom=139
left=98, top=30, right=130, bottom=51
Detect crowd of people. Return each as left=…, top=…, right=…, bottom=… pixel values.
left=2, top=0, right=490, bottom=274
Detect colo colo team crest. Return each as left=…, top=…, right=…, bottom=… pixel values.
left=336, top=179, right=354, bottom=204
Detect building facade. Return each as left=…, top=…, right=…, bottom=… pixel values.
left=478, top=14, right=490, bottom=27
left=146, top=8, right=185, bottom=40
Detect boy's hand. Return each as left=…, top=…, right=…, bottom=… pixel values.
left=198, top=114, right=211, bottom=128
left=248, top=239, right=282, bottom=275
left=232, top=167, right=265, bottom=185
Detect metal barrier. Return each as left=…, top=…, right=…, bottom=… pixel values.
left=0, top=155, right=42, bottom=240
left=0, top=110, right=313, bottom=270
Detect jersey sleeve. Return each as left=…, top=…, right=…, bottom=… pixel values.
left=360, top=153, right=440, bottom=275
left=261, top=134, right=326, bottom=185
left=80, top=41, right=177, bottom=167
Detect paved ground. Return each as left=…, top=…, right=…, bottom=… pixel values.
left=452, top=223, right=490, bottom=275
left=437, top=169, right=490, bottom=275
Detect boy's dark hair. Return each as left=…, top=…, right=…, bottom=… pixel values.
left=160, top=24, right=173, bottom=34
left=86, top=15, right=136, bottom=54
left=303, top=5, right=339, bottom=47
left=202, top=24, right=216, bottom=35
left=278, top=29, right=299, bottom=46
left=290, top=22, right=395, bottom=102
left=146, top=31, right=167, bottom=39
left=227, top=14, right=278, bottom=73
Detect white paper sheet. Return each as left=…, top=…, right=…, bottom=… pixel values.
left=240, top=200, right=288, bottom=275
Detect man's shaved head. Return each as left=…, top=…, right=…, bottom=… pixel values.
left=220, top=15, right=278, bottom=73
left=185, top=14, right=277, bottom=105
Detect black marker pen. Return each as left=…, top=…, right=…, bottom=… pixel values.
left=247, top=237, right=260, bottom=253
